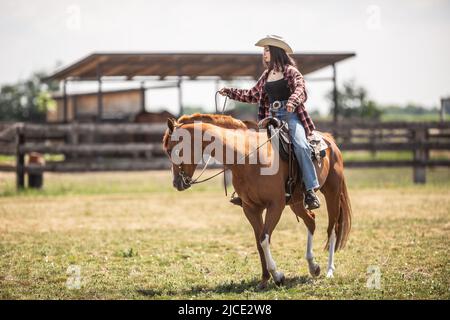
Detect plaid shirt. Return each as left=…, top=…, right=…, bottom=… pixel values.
left=224, top=65, right=316, bottom=136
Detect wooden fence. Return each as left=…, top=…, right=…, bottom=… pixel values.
left=0, top=121, right=449, bottom=189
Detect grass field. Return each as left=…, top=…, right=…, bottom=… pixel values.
left=0, top=168, right=449, bottom=299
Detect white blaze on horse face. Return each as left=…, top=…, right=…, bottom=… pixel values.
left=260, top=234, right=283, bottom=282
left=327, top=228, right=336, bottom=278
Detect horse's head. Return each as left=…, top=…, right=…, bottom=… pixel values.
left=163, top=117, right=199, bottom=191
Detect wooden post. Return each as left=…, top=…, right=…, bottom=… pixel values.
left=140, top=81, right=146, bottom=113
left=177, top=77, right=183, bottom=117
left=332, top=63, right=338, bottom=125
left=441, top=98, right=449, bottom=122
left=97, top=78, right=103, bottom=122
left=15, top=126, right=25, bottom=190
left=96, top=64, right=103, bottom=123
left=69, top=123, right=79, bottom=160
left=63, top=80, right=68, bottom=123
left=413, top=127, right=428, bottom=184
left=73, top=95, right=78, bottom=121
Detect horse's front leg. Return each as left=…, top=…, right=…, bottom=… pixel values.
left=242, top=204, right=270, bottom=289
left=260, top=202, right=285, bottom=286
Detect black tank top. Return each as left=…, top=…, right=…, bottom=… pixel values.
left=264, top=78, right=291, bottom=103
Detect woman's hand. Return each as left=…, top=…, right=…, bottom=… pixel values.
left=218, top=88, right=228, bottom=96
left=286, top=103, right=295, bottom=113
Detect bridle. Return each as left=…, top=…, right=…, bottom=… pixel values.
left=166, top=148, right=220, bottom=186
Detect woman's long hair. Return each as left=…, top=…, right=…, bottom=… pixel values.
left=263, top=45, right=307, bottom=103
left=263, top=45, right=297, bottom=72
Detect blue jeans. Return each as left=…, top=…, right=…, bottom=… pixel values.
left=270, top=106, right=320, bottom=191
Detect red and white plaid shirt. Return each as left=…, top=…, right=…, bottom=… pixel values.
left=224, top=65, right=316, bottom=136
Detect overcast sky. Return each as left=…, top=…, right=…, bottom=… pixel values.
left=0, top=0, right=449, bottom=115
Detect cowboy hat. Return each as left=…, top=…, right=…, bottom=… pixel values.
left=255, top=35, right=293, bottom=54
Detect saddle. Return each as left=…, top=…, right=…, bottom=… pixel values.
left=258, top=117, right=328, bottom=200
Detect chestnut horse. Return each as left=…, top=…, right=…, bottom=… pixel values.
left=162, top=113, right=352, bottom=289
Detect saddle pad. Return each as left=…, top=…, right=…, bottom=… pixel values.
left=307, top=130, right=329, bottom=152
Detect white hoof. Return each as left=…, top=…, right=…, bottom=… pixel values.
left=273, top=271, right=285, bottom=286
left=326, top=270, right=334, bottom=278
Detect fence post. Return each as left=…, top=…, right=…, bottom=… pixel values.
left=69, top=123, right=79, bottom=160
left=413, top=127, right=428, bottom=184
left=15, top=126, right=25, bottom=189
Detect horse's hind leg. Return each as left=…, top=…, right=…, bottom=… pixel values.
left=306, top=228, right=321, bottom=277
left=326, top=226, right=336, bottom=278
left=242, top=204, right=270, bottom=289
left=321, top=176, right=341, bottom=278
left=289, top=198, right=320, bottom=277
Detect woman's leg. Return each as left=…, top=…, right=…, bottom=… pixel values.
left=285, top=114, right=320, bottom=192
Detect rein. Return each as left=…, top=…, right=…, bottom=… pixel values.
left=215, top=90, right=228, bottom=114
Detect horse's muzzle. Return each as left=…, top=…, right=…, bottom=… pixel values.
left=173, top=175, right=191, bottom=191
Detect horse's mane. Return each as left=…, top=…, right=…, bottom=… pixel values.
left=177, top=113, right=249, bottom=129
left=162, top=113, right=254, bottom=150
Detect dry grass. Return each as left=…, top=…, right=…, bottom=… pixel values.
left=0, top=168, right=449, bottom=299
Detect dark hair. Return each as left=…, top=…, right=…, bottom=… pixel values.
left=263, top=46, right=307, bottom=103
left=263, top=45, right=297, bottom=72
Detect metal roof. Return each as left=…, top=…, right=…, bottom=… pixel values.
left=46, top=51, right=355, bottom=81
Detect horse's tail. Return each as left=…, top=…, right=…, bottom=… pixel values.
left=334, top=175, right=352, bottom=251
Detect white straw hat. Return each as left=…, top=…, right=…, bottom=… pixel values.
left=254, top=35, right=293, bottom=54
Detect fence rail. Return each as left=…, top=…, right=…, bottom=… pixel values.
left=0, top=121, right=449, bottom=188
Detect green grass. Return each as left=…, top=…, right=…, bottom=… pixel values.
left=380, top=113, right=442, bottom=122
left=0, top=168, right=449, bottom=299
left=314, top=114, right=443, bottom=122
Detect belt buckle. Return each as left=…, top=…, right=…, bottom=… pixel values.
left=272, top=100, right=282, bottom=110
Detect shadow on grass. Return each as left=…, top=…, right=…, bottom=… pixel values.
left=137, top=275, right=313, bottom=297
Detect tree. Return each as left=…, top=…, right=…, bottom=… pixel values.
left=0, top=71, right=58, bottom=122
left=327, top=80, right=383, bottom=120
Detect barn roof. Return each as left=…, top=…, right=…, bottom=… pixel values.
left=45, top=52, right=355, bottom=81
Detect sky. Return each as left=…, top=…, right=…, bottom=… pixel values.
left=0, top=0, right=449, bottom=115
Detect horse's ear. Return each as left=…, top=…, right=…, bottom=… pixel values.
left=167, top=117, right=176, bottom=133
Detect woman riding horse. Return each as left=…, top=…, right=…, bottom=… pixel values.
left=219, top=35, right=320, bottom=210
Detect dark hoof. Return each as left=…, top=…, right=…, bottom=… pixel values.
left=274, top=273, right=285, bottom=286
left=312, top=265, right=321, bottom=277
left=256, top=281, right=268, bottom=291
